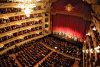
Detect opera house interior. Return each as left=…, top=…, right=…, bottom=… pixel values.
left=0, top=0, right=100, bottom=67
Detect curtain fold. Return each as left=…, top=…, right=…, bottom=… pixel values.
left=52, top=14, right=90, bottom=40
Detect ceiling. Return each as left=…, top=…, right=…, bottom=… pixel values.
left=83, top=0, right=100, bottom=14
left=51, top=0, right=92, bottom=20
left=51, top=0, right=100, bottom=20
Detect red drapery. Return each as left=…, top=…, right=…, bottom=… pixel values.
left=52, top=14, right=90, bottom=40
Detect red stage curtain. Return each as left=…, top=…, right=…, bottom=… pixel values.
left=52, top=14, right=90, bottom=40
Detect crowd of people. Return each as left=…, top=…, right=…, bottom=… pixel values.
left=40, top=35, right=82, bottom=58
left=0, top=35, right=82, bottom=67
left=0, top=54, right=19, bottom=67
left=16, top=42, right=51, bottom=67
left=0, top=33, right=42, bottom=51
left=0, top=25, right=42, bottom=43
left=39, top=52, right=75, bottom=67
left=0, top=20, right=42, bottom=34
left=0, top=13, right=42, bottom=24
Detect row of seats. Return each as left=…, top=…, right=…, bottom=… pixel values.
left=0, top=33, right=43, bottom=51
left=6, top=41, right=35, bottom=54
left=0, top=0, right=43, bottom=3
left=0, top=13, right=42, bottom=24
left=0, top=55, right=19, bottom=67
left=0, top=8, right=21, bottom=14
left=0, top=6, right=44, bottom=14
left=40, top=36, right=82, bottom=58
left=0, top=25, right=42, bottom=42
left=0, top=20, right=42, bottom=34
left=0, top=38, right=35, bottom=67
left=16, top=42, right=51, bottom=67
left=0, top=36, right=77, bottom=67
left=39, top=52, right=75, bottom=67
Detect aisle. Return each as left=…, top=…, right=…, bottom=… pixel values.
left=10, top=54, right=23, bottom=67
left=41, top=42, right=80, bottom=61
left=34, top=51, right=54, bottom=67
left=72, top=60, right=80, bottom=67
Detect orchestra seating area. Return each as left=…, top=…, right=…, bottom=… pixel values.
left=39, top=52, right=75, bottom=67
left=0, top=54, right=19, bottom=67
left=0, top=35, right=81, bottom=67
left=40, top=35, right=82, bottom=58
left=16, top=42, right=51, bottom=67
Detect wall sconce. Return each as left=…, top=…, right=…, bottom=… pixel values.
left=86, top=32, right=91, bottom=36
left=92, top=26, right=96, bottom=31
left=83, top=45, right=100, bottom=54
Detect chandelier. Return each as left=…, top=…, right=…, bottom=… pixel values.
left=17, top=0, right=40, bottom=17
